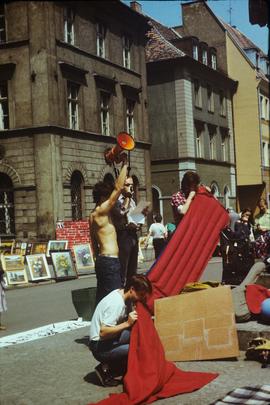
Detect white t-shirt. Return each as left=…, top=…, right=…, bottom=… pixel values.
left=90, top=289, right=127, bottom=341
left=149, top=222, right=166, bottom=239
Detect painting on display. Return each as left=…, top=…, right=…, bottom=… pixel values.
left=73, top=243, right=94, bottom=274
left=6, top=268, right=28, bottom=285
left=46, top=240, right=68, bottom=257
left=31, top=242, right=48, bottom=255
left=51, top=250, right=77, bottom=280
left=1, top=254, right=25, bottom=271
left=26, top=254, right=51, bottom=281
left=0, top=240, right=15, bottom=255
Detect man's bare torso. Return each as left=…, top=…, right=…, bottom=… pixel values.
left=90, top=207, right=119, bottom=257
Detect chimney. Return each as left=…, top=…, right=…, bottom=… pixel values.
left=130, top=1, right=142, bottom=14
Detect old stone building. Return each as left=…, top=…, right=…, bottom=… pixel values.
left=175, top=0, right=270, bottom=211
left=0, top=1, right=151, bottom=240
left=145, top=17, right=237, bottom=222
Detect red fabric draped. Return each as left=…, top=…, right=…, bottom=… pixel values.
left=246, top=284, right=270, bottom=314
left=147, top=187, right=229, bottom=312
left=88, top=303, right=218, bottom=405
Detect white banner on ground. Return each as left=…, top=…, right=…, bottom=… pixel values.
left=0, top=319, right=91, bottom=348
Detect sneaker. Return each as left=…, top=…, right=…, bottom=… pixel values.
left=0, top=325, right=6, bottom=331
left=95, top=363, right=119, bottom=387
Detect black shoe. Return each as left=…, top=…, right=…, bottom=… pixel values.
left=95, top=363, right=119, bottom=387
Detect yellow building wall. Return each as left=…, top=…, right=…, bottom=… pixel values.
left=226, top=34, right=262, bottom=186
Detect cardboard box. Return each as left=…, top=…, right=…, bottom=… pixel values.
left=154, top=286, right=239, bottom=361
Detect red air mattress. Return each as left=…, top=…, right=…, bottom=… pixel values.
left=88, top=303, right=218, bottom=405
left=147, top=186, right=229, bottom=311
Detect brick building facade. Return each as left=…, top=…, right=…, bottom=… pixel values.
left=0, top=1, right=151, bottom=240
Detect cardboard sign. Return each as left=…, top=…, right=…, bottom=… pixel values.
left=154, top=286, right=239, bottom=361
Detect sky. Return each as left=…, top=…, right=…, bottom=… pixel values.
left=123, top=0, right=268, bottom=55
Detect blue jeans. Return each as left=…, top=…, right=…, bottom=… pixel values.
left=89, top=329, right=130, bottom=375
left=95, top=255, right=122, bottom=305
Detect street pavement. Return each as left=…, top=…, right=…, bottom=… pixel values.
left=1, top=257, right=270, bottom=405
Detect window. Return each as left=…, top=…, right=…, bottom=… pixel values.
left=259, top=95, right=265, bottom=119
left=0, top=5, right=6, bottom=43
left=221, top=134, right=229, bottom=162
left=207, top=86, right=214, bottom=112
left=193, top=45, right=198, bottom=60
left=265, top=98, right=269, bottom=120
left=71, top=171, right=84, bottom=220
left=202, top=49, right=208, bottom=65
left=262, top=142, right=270, bottom=167
left=0, top=81, right=9, bottom=130
left=210, top=182, right=220, bottom=198
left=219, top=90, right=226, bottom=116
left=195, top=128, right=203, bottom=158
left=224, top=186, right=230, bottom=209
left=126, top=99, right=135, bottom=135
left=100, top=91, right=110, bottom=135
left=0, top=173, right=15, bottom=236
left=211, top=53, right=217, bottom=70
left=64, top=8, right=75, bottom=45
left=122, top=35, right=131, bottom=69
left=67, top=81, right=79, bottom=130
left=209, top=134, right=216, bottom=160
left=97, top=22, right=106, bottom=58
left=194, top=79, right=202, bottom=108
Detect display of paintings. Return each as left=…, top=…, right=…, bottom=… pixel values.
left=31, top=242, right=48, bottom=255
left=46, top=240, right=68, bottom=257
left=1, top=254, right=25, bottom=271
left=0, top=240, right=15, bottom=255
left=51, top=250, right=77, bottom=280
left=13, top=241, right=34, bottom=256
left=73, top=243, right=94, bottom=274
left=6, top=268, right=28, bottom=285
left=26, top=254, right=51, bottom=281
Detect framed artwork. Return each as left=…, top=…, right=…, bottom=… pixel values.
left=13, top=241, right=23, bottom=255
left=31, top=242, right=48, bottom=255
left=51, top=250, right=77, bottom=280
left=0, top=240, right=15, bottom=255
left=26, top=254, right=51, bottom=281
left=1, top=254, right=25, bottom=271
left=46, top=240, right=68, bottom=257
left=6, top=268, right=28, bottom=285
left=73, top=243, right=94, bottom=274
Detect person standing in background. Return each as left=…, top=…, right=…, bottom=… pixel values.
left=255, top=198, right=270, bottom=237
left=111, top=177, right=148, bottom=286
left=145, top=214, right=167, bottom=259
left=0, top=263, right=7, bottom=331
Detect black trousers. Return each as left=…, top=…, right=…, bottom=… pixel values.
left=153, top=238, right=166, bottom=259
left=117, top=230, right=138, bottom=286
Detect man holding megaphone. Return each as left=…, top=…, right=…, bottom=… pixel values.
left=90, top=153, right=128, bottom=305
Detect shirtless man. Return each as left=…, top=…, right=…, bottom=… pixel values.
left=90, top=156, right=128, bottom=304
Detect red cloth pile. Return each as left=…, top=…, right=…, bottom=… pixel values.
left=246, top=284, right=270, bottom=314
left=147, top=186, right=229, bottom=312
left=88, top=303, right=218, bottom=405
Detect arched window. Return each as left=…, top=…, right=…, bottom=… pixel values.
left=0, top=173, right=15, bottom=236
left=224, top=186, right=230, bottom=208
left=71, top=171, right=84, bottom=220
left=210, top=182, right=220, bottom=198
left=152, top=187, right=160, bottom=215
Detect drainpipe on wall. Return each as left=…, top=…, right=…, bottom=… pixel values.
left=257, top=85, right=264, bottom=196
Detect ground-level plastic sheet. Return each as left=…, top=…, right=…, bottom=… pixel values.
left=147, top=186, right=229, bottom=312
left=88, top=303, right=218, bottom=405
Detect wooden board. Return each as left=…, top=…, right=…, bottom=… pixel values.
left=154, top=286, right=239, bottom=361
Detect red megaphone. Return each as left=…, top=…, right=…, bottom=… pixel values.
left=104, top=132, right=135, bottom=165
